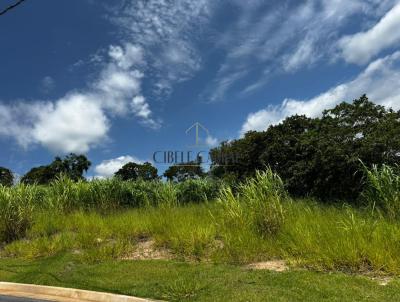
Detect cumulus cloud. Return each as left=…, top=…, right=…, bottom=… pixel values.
left=0, top=43, right=159, bottom=154
left=94, top=155, right=143, bottom=178
left=0, top=102, right=49, bottom=148
left=32, top=94, right=110, bottom=154
left=240, top=50, right=400, bottom=135
left=1, top=1, right=214, bottom=153
left=339, top=3, right=400, bottom=65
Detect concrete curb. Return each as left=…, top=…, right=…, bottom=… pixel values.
left=0, top=282, right=160, bottom=302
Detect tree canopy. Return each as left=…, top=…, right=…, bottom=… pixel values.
left=21, top=153, right=91, bottom=185
left=210, top=95, right=400, bottom=201
left=0, top=167, right=13, bottom=186
left=164, top=158, right=205, bottom=182
left=114, top=162, right=158, bottom=181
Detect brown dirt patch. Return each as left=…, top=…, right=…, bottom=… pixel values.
left=122, top=239, right=173, bottom=260
left=246, top=260, right=289, bottom=272
left=369, top=276, right=393, bottom=286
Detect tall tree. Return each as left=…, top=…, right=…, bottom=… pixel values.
left=210, top=95, right=400, bottom=201
left=164, top=158, right=205, bottom=182
left=21, top=154, right=91, bottom=185
left=115, top=162, right=158, bottom=181
left=0, top=167, right=13, bottom=186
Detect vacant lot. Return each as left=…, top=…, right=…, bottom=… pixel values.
left=1, top=168, right=400, bottom=301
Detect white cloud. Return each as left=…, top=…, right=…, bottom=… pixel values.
left=208, top=0, right=399, bottom=101
left=208, top=69, right=248, bottom=102
left=0, top=102, right=50, bottom=148
left=240, top=50, right=400, bottom=135
left=283, top=37, right=317, bottom=72
left=205, top=135, right=218, bottom=147
left=240, top=107, right=286, bottom=135
left=110, top=0, right=213, bottom=97
left=0, top=43, right=159, bottom=153
left=131, top=96, right=151, bottom=119
left=339, top=3, right=400, bottom=65
left=3, top=2, right=213, bottom=153
left=32, top=94, right=110, bottom=154
left=108, top=44, right=144, bottom=69
left=94, top=155, right=143, bottom=178
left=131, top=95, right=161, bottom=129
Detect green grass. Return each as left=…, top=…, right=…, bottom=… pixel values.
left=3, top=200, right=400, bottom=275
left=2, top=168, right=400, bottom=300
left=0, top=177, right=221, bottom=242
left=1, top=254, right=400, bottom=302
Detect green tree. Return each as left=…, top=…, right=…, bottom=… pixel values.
left=60, top=153, right=92, bottom=181
left=164, top=159, right=205, bottom=182
left=21, top=154, right=91, bottom=185
left=115, top=162, right=158, bottom=181
left=20, top=166, right=57, bottom=185
left=0, top=167, right=13, bottom=186
left=210, top=95, right=400, bottom=201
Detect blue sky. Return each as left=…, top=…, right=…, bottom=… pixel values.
left=1, top=0, right=400, bottom=178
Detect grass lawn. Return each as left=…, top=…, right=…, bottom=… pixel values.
left=0, top=254, right=399, bottom=302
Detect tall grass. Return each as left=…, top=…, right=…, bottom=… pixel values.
left=363, top=164, right=400, bottom=220
left=2, top=166, right=400, bottom=275
left=0, top=177, right=222, bottom=243
left=217, top=169, right=286, bottom=237
left=0, top=184, right=44, bottom=242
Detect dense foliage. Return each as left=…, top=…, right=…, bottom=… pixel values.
left=163, top=159, right=205, bottom=182
left=0, top=167, right=13, bottom=187
left=210, top=95, right=400, bottom=201
left=21, top=153, right=91, bottom=185
left=115, top=162, right=158, bottom=181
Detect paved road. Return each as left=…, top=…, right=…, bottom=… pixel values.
left=0, top=296, right=53, bottom=302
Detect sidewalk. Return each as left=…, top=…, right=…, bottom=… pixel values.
left=0, top=282, right=160, bottom=302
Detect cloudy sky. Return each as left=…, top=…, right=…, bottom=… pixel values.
left=1, top=0, right=400, bottom=178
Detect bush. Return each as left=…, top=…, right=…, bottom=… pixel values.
left=363, top=164, right=400, bottom=220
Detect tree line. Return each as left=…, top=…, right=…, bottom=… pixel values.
left=1, top=95, right=399, bottom=202
left=210, top=95, right=400, bottom=201
left=0, top=154, right=205, bottom=186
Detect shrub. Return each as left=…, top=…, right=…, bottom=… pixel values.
left=363, top=164, right=400, bottom=220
